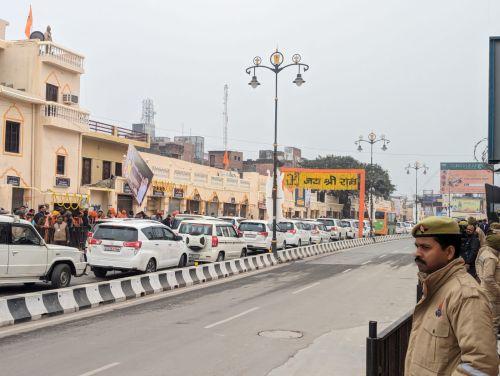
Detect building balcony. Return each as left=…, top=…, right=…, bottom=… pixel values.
left=84, top=120, right=150, bottom=148
left=38, top=41, right=84, bottom=74
left=40, top=102, right=90, bottom=133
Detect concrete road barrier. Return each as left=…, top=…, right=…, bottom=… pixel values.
left=0, top=234, right=410, bottom=328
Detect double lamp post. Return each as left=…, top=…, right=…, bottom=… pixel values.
left=355, top=133, right=390, bottom=236
left=405, top=162, right=429, bottom=222
left=245, top=50, right=309, bottom=254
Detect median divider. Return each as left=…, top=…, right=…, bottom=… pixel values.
left=0, top=234, right=410, bottom=328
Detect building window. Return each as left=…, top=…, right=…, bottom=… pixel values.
left=102, top=160, right=111, bottom=180
left=82, top=158, right=91, bottom=185
left=115, top=162, right=122, bottom=177
left=209, top=155, right=215, bottom=167
left=5, top=120, right=21, bottom=154
left=56, top=155, right=66, bottom=175
left=46, top=83, right=58, bottom=102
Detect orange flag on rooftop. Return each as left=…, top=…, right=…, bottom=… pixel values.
left=223, top=150, right=229, bottom=170
left=25, top=5, right=33, bottom=38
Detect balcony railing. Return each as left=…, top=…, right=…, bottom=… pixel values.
left=42, top=103, right=89, bottom=125
left=38, top=42, right=84, bottom=71
left=88, top=120, right=149, bottom=143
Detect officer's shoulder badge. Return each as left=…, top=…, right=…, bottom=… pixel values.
left=435, top=301, right=444, bottom=318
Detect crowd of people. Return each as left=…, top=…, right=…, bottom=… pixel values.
left=0, top=205, right=183, bottom=249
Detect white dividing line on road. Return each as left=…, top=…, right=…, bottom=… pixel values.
left=204, top=307, right=260, bottom=329
left=378, top=254, right=387, bottom=259
left=291, top=282, right=320, bottom=295
left=77, top=362, right=120, bottom=376
left=342, top=268, right=352, bottom=274
left=361, top=260, right=371, bottom=265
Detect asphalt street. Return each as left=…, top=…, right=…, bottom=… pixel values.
left=0, top=239, right=417, bottom=376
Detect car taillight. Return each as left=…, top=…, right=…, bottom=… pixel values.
left=287, top=229, right=296, bottom=234
left=89, top=238, right=102, bottom=245
left=332, top=226, right=338, bottom=231
left=87, top=232, right=93, bottom=238
left=211, top=236, right=219, bottom=247
left=259, top=231, right=269, bottom=237
left=312, top=230, right=319, bottom=234
left=123, top=241, right=142, bottom=249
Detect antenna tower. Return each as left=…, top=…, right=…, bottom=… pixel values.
left=223, top=84, right=229, bottom=151
left=141, top=98, right=156, bottom=140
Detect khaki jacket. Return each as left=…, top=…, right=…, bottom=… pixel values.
left=405, top=258, right=498, bottom=376
left=476, top=246, right=500, bottom=315
left=477, top=227, right=487, bottom=247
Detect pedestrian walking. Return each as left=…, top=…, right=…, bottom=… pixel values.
left=34, top=205, right=47, bottom=224
left=52, top=216, right=69, bottom=246
left=476, top=233, right=500, bottom=336
left=460, top=224, right=481, bottom=278
left=405, top=216, right=498, bottom=376
left=162, top=214, right=172, bottom=228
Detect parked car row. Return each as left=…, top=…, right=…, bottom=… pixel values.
left=0, top=213, right=393, bottom=290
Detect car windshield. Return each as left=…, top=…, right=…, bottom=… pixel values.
left=340, top=221, right=350, bottom=227
left=239, top=222, right=266, bottom=232
left=93, top=226, right=138, bottom=241
left=318, top=219, right=335, bottom=226
left=178, top=223, right=213, bottom=235
left=278, top=222, right=293, bottom=230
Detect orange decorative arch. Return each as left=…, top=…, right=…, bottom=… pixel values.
left=0, top=167, right=29, bottom=187
left=45, top=71, right=61, bottom=87
left=55, top=146, right=69, bottom=156
left=3, top=103, right=24, bottom=122
left=280, top=167, right=366, bottom=238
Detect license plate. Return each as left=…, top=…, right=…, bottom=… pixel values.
left=104, top=246, right=121, bottom=252
left=189, top=254, right=200, bottom=260
left=245, top=234, right=256, bottom=238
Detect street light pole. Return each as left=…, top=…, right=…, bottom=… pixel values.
left=355, top=132, right=390, bottom=237
left=405, top=162, right=429, bottom=223
left=246, top=51, right=309, bottom=255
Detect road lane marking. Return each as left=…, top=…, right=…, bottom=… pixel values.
left=342, top=268, right=352, bottom=274
left=78, top=362, right=120, bottom=376
left=378, top=254, right=387, bottom=258
left=361, top=260, right=371, bottom=265
left=204, top=307, right=260, bottom=329
left=292, top=282, right=320, bottom=295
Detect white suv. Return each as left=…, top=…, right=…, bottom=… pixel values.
left=178, top=220, right=247, bottom=262
left=278, top=220, right=311, bottom=247
left=0, top=215, right=87, bottom=288
left=317, top=218, right=348, bottom=241
left=340, top=220, right=356, bottom=239
left=238, top=220, right=286, bottom=251
left=87, top=220, right=189, bottom=277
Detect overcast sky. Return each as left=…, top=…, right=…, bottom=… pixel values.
left=4, top=0, right=500, bottom=196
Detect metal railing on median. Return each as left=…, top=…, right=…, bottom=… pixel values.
left=366, top=285, right=421, bottom=376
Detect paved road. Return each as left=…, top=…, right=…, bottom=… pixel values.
left=0, top=239, right=417, bottom=376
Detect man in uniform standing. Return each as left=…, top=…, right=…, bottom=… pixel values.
left=405, top=217, right=498, bottom=376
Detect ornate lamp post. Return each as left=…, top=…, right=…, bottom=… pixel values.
left=355, top=132, right=390, bottom=236
left=246, top=50, right=309, bottom=254
left=405, top=162, right=429, bottom=222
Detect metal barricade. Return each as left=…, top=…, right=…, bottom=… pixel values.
left=366, top=284, right=421, bottom=376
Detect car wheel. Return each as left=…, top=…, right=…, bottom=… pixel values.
left=216, top=252, right=225, bottom=262
left=93, top=267, right=108, bottom=278
left=283, top=241, right=287, bottom=250
left=145, top=258, right=157, bottom=273
left=51, top=264, right=72, bottom=288
left=178, top=253, right=187, bottom=268
left=309, top=238, right=312, bottom=245
left=240, top=249, right=247, bottom=258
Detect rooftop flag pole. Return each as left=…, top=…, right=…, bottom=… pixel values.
left=25, top=5, right=33, bottom=38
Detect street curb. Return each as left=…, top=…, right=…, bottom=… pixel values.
left=0, top=234, right=410, bottom=328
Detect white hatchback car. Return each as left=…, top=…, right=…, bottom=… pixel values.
left=307, top=221, right=331, bottom=244
left=317, top=218, right=348, bottom=241
left=340, top=220, right=356, bottom=239
left=87, top=220, right=189, bottom=277
left=278, top=220, right=311, bottom=247
left=178, top=220, right=247, bottom=263
left=238, top=220, right=286, bottom=251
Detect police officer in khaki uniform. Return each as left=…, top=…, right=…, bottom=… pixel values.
left=405, top=217, right=498, bottom=376
left=476, top=234, right=500, bottom=335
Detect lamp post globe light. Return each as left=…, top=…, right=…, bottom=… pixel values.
left=405, top=162, right=429, bottom=223
left=354, top=132, right=390, bottom=237
left=245, top=50, right=309, bottom=255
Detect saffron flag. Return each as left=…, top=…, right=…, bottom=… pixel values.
left=25, top=5, right=33, bottom=38
left=223, top=150, right=229, bottom=169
